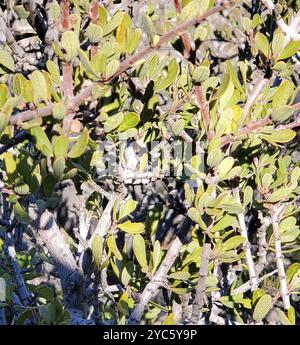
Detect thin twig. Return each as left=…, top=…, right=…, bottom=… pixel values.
left=270, top=204, right=291, bottom=310
left=234, top=188, right=258, bottom=290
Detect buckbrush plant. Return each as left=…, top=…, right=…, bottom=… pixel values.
left=1, top=0, right=300, bottom=325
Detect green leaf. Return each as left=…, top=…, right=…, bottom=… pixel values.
left=49, top=1, right=60, bottom=23
left=243, top=186, right=253, bottom=208
left=103, top=11, right=125, bottom=36
left=222, top=203, right=244, bottom=214
left=118, top=112, right=140, bottom=132
left=104, top=112, right=124, bottom=132
left=272, top=105, right=294, bottom=122
left=30, top=70, right=48, bottom=104
left=152, top=240, right=161, bottom=274
left=13, top=73, right=26, bottom=96
left=68, top=128, right=89, bottom=158
left=187, top=207, right=200, bottom=223
left=171, top=119, right=185, bottom=136
left=0, top=84, right=9, bottom=106
left=116, top=13, right=131, bottom=51
left=91, top=234, right=103, bottom=268
left=61, top=31, right=80, bottom=62
left=169, top=271, right=190, bottom=280
left=30, top=126, right=53, bottom=157
left=46, top=61, right=61, bottom=85
left=192, top=65, right=210, bottom=83
left=3, top=152, right=17, bottom=175
left=91, top=52, right=107, bottom=74
left=288, top=306, right=296, bottom=325
left=78, top=49, right=99, bottom=78
left=221, top=236, right=245, bottom=251
left=207, top=148, right=224, bottom=168
left=242, top=17, right=251, bottom=32
left=260, top=128, right=296, bottom=144
left=217, top=157, right=235, bottom=179
left=128, top=29, right=142, bottom=54
left=133, top=234, right=148, bottom=270
left=278, top=310, right=291, bottom=325
left=272, top=32, right=285, bottom=59
left=255, top=32, right=270, bottom=57
left=267, top=188, right=292, bottom=203
left=226, top=60, right=244, bottom=94
left=0, top=48, right=15, bottom=71
left=14, top=184, right=30, bottom=196
left=107, top=235, right=122, bottom=260
left=117, top=221, right=145, bottom=234
left=211, top=214, right=236, bottom=232
left=105, top=59, right=120, bottom=79
left=119, top=199, right=138, bottom=220
left=53, top=135, right=69, bottom=157
left=142, top=14, right=155, bottom=43
left=52, top=102, right=67, bottom=120
left=212, top=73, right=231, bottom=100
left=13, top=202, right=31, bottom=224
left=273, top=80, right=294, bottom=109
left=253, top=294, right=272, bottom=321
left=121, top=262, right=134, bottom=286
left=219, top=81, right=234, bottom=109
left=86, top=23, right=103, bottom=43
left=280, top=229, right=300, bottom=243
left=155, top=58, right=179, bottom=92
left=278, top=40, right=300, bottom=60
left=53, top=157, right=66, bottom=180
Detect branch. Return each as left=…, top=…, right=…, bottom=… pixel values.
left=173, top=0, right=193, bottom=58
left=232, top=269, right=278, bottom=295
left=173, top=0, right=213, bottom=137
left=262, top=0, right=300, bottom=42
left=221, top=103, right=300, bottom=147
left=234, top=188, right=258, bottom=291
left=128, top=236, right=183, bottom=324
left=255, top=211, right=270, bottom=275
left=9, top=4, right=224, bottom=126
left=28, top=205, right=93, bottom=323
left=270, top=205, right=291, bottom=310
left=194, top=84, right=213, bottom=136
left=240, top=76, right=269, bottom=125
left=0, top=231, right=33, bottom=307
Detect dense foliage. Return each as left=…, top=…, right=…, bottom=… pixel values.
left=1, top=0, right=300, bottom=325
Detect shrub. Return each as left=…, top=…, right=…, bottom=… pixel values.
left=0, top=0, right=300, bottom=325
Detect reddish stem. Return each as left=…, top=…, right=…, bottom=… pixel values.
left=90, top=0, right=99, bottom=56
left=61, top=0, right=70, bottom=30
